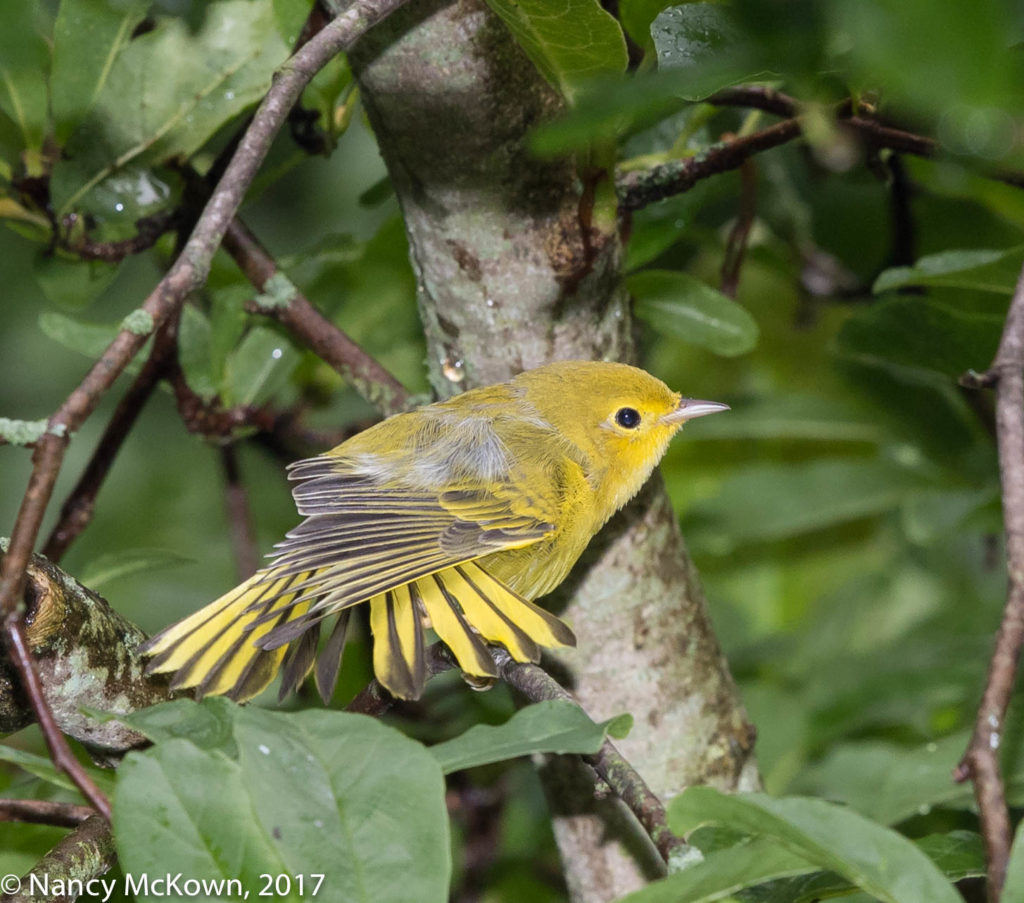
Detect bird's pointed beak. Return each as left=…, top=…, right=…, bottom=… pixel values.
left=662, top=397, right=730, bottom=425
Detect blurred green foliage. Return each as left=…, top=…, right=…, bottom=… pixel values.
left=2, top=0, right=1024, bottom=899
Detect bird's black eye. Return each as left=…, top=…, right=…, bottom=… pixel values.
left=615, top=407, right=641, bottom=429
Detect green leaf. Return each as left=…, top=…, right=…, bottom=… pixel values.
left=617, top=837, right=816, bottom=902
left=835, top=296, right=1003, bottom=386
left=0, top=4, right=50, bottom=151
left=629, top=270, right=759, bottom=356
left=748, top=832, right=983, bottom=903
left=0, top=746, right=76, bottom=793
left=483, top=0, right=627, bottom=104
left=873, top=246, right=1024, bottom=295
left=223, top=326, right=299, bottom=406
left=0, top=745, right=114, bottom=797
left=794, top=733, right=993, bottom=826
left=1003, top=820, right=1024, bottom=903
left=115, top=700, right=451, bottom=903
left=178, top=304, right=217, bottom=401
left=233, top=706, right=451, bottom=903
left=430, top=700, right=632, bottom=774
left=668, top=788, right=961, bottom=903
left=618, top=0, right=677, bottom=46
left=901, top=486, right=998, bottom=545
left=693, top=458, right=921, bottom=547
left=38, top=310, right=121, bottom=359
left=33, top=252, right=119, bottom=310
left=52, top=0, right=294, bottom=216
left=51, top=0, right=150, bottom=144
left=115, top=698, right=239, bottom=755
left=78, top=548, right=193, bottom=592
left=115, top=739, right=294, bottom=899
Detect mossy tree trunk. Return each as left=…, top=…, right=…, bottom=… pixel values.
left=351, top=2, right=759, bottom=898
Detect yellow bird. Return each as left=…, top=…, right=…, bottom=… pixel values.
left=143, top=361, right=727, bottom=702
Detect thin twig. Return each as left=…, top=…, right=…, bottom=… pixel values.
left=617, top=118, right=803, bottom=211
left=707, top=85, right=800, bottom=118
left=223, top=219, right=411, bottom=417
left=220, top=445, right=260, bottom=580
left=955, top=262, right=1024, bottom=901
left=61, top=210, right=180, bottom=262
left=720, top=157, right=757, bottom=298
left=0, top=799, right=96, bottom=828
left=0, top=0, right=412, bottom=817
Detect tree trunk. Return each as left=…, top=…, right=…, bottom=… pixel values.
left=351, top=1, right=759, bottom=898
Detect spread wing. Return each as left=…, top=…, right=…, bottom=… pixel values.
left=254, top=443, right=561, bottom=641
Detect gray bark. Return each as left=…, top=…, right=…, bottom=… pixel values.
left=350, top=1, right=758, bottom=898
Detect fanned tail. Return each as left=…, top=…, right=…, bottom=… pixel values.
left=142, top=567, right=318, bottom=702
left=143, top=561, right=575, bottom=702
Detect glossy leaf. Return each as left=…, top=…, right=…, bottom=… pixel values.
left=51, top=0, right=150, bottom=144
left=52, top=0, right=293, bottom=216
left=484, top=0, right=627, bottom=104
left=630, top=270, right=759, bottom=356
left=115, top=739, right=295, bottom=900
left=835, top=296, right=1003, bottom=385
left=430, top=700, right=632, bottom=774
left=873, top=246, right=1024, bottom=295
left=617, top=837, right=815, bottom=902
left=668, top=788, right=961, bottom=903
left=234, top=706, right=451, bottom=903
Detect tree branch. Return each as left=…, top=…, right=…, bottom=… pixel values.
left=13, top=816, right=115, bottom=903
left=220, top=445, right=260, bottom=581
left=345, top=642, right=691, bottom=868
left=222, top=219, right=411, bottom=417
left=617, top=118, right=803, bottom=211
left=0, top=800, right=95, bottom=828
left=955, top=261, right=1024, bottom=901
left=0, top=0, right=410, bottom=815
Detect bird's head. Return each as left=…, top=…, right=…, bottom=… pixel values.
left=514, top=361, right=728, bottom=519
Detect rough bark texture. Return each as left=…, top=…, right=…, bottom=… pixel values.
left=0, top=546, right=170, bottom=757
left=6, top=816, right=115, bottom=903
left=351, top=1, right=758, bottom=898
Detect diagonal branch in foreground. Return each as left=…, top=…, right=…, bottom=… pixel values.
left=346, top=644, right=690, bottom=867
left=0, top=0, right=413, bottom=820
left=955, top=262, right=1024, bottom=900
left=222, top=218, right=411, bottom=417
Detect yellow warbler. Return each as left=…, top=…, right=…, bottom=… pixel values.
left=143, top=361, right=727, bottom=701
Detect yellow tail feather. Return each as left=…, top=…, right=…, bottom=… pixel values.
left=143, top=561, right=575, bottom=702
left=143, top=568, right=316, bottom=702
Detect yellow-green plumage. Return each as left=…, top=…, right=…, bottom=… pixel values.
left=143, top=361, right=726, bottom=701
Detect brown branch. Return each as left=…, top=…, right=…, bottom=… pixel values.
left=720, top=157, right=757, bottom=298
left=60, top=210, right=180, bottom=263
left=492, top=650, right=690, bottom=867
left=617, top=118, right=803, bottom=212
left=345, top=643, right=689, bottom=866
left=220, top=445, right=260, bottom=580
left=955, top=262, right=1024, bottom=901
left=14, top=815, right=116, bottom=902
left=707, top=85, right=799, bottom=118
left=0, top=0, right=412, bottom=818
left=223, top=219, right=411, bottom=417
left=0, top=799, right=95, bottom=828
